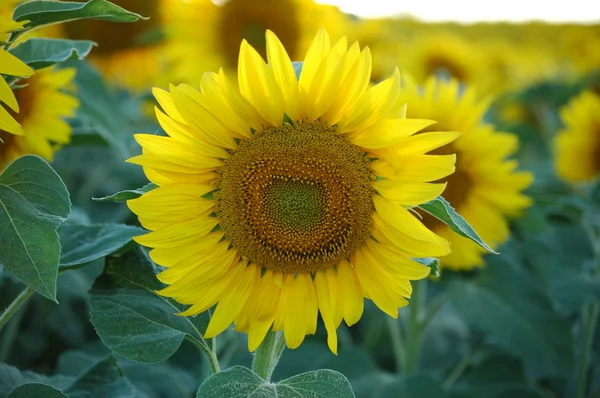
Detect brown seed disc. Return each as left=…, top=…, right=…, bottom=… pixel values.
left=215, top=120, right=375, bottom=273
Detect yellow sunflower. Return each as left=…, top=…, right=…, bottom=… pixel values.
left=0, top=15, right=33, bottom=135
left=0, top=66, right=78, bottom=168
left=554, top=91, right=600, bottom=183
left=163, top=0, right=348, bottom=85
left=127, top=28, right=459, bottom=353
left=398, top=76, right=533, bottom=270
left=57, top=0, right=168, bottom=90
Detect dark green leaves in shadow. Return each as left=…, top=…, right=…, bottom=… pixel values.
left=8, top=384, right=67, bottom=398
left=89, top=248, right=210, bottom=363
left=0, top=155, right=70, bottom=301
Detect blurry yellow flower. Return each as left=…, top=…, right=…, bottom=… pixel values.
left=163, top=0, right=348, bottom=84
left=58, top=0, right=168, bottom=90
left=0, top=15, right=33, bottom=135
left=398, top=76, right=533, bottom=270
left=0, top=67, right=79, bottom=168
left=127, top=29, right=458, bottom=353
left=554, top=91, right=600, bottom=183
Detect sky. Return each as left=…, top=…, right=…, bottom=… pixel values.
left=315, top=0, right=600, bottom=23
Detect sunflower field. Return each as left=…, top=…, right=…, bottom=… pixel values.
left=1, top=1, right=599, bottom=397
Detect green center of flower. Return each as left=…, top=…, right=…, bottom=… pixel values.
left=215, top=120, right=375, bottom=274
left=63, top=0, right=161, bottom=54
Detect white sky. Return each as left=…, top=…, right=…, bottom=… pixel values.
left=315, top=0, right=600, bottom=23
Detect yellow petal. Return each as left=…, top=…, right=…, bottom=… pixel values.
left=153, top=87, right=185, bottom=124
left=134, top=215, right=218, bottom=247
left=134, top=134, right=223, bottom=171
left=351, top=119, right=437, bottom=149
left=336, top=260, right=363, bottom=326
left=372, top=155, right=456, bottom=183
left=0, top=76, right=18, bottom=112
left=315, top=271, right=338, bottom=354
left=0, top=104, right=23, bottom=135
left=266, top=30, right=300, bottom=121
left=373, top=180, right=446, bottom=207
left=395, top=131, right=461, bottom=156
left=0, top=48, right=33, bottom=77
left=298, top=27, right=331, bottom=92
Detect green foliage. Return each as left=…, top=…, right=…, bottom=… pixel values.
left=89, top=249, right=210, bottom=363
left=197, top=366, right=355, bottom=398
left=12, top=0, right=145, bottom=33
left=58, top=223, right=143, bottom=270
left=8, top=384, right=67, bottom=398
left=0, top=156, right=70, bottom=301
left=92, top=183, right=157, bottom=203
left=9, top=39, right=95, bottom=70
left=419, top=196, right=497, bottom=253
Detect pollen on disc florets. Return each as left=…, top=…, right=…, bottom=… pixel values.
left=215, top=120, right=375, bottom=274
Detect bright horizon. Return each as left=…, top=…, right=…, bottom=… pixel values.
left=315, top=0, right=600, bottom=23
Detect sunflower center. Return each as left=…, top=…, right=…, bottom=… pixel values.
left=218, top=0, right=299, bottom=68
left=215, top=120, right=375, bottom=273
left=426, top=56, right=466, bottom=82
left=63, top=0, right=160, bottom=54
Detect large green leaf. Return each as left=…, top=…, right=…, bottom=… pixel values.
left=64, top=356, right=135, bottom=398
left=8, top=383, right=67, bottom=398
left=0, top=155, right=71, bottom=301
left=447, top=258, right=574, bottom=378
left=89, top=248, right=210, bottom=363
left=197, top=366, right=355, bottom=398
left=92, top=183, right=157, bottom=203
left=12, top=0, right=145, bottom=31
left=0, top=363, right=73, bottom=397
left=373, top=375, right=447, bottom=398
left=419, top=196, right=496, bottom=253
left=9, top=39, right=95, bottom=70
left=59, top=223, right=143, bottom=270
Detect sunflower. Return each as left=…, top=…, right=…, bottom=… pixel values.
left=0, top=15, right=33, bottom=135
left=397, top=76, right=533, bottom=270
left=0, top=66, right=78, bottom=168
left=127, top=28, right=459, bottom=353
left=163, top=0, right=348, bottom=85
left=57, top=0, right=168, bottom=90
left=554, top=91, right=600, bottom=183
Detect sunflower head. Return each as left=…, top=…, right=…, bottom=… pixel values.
left=396, top=75, right=533, bottom=270
left=554, top=91, right=600, bottom=184
left=127, top=28, right=459, bottom=353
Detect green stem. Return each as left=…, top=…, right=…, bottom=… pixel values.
left=576, top=303, right=599, bottom=398
left=385, top=316, right=406, bottom=374
left=0, top=287, right=35, bottom=334
left=442, top=349, right=474, bottom=391
left=421, top=293, right=447, bottom=330
left=185, top=336, right=220, bottom=375
left=252, top=330, right=286, bottom=381
left=404, top=280, right=426, bottom=374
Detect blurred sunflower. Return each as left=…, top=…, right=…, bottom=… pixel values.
left=400, top=33, right=485, bottom=90
left=0, top=15, right=33, bottom=135
left=163, top=0, right=348, bottom=84
left=398, top=76, right=533, bottom=270
left=127, top=29, right=459, bottom=353
left=58, top=0, right=167, bottom=90
left=554, top=91, right=600, bottom=183
left=0, top=67, right=79, bottom=168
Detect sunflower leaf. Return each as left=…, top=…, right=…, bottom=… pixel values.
left=92, top=183, right=157, bottom=203
left=63, top=356, right=135, bottom=398
left=7, top=383, right=68, bottom=398
left=418, top=196, right=497, bottom=253
left=9, top=38, right=95, bottom=70
left=59, top=223, right=144, bottom=270
left=414, top=257, right=441, bottom=277
left=12, top=0, right=146, bottom=32
left=197, top=366, right=355, bottom=398
left=89, top=248, right=210, bottom=363
left=0, top=155, right=71, bottom=301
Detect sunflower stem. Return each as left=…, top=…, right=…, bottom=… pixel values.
left=185, top=336, right=220, bottom=375
left=404, top=279, right=426, bottom=375
left=0, top=286, right=35, bottom=334
left=252, top=330, right=286, bottom=382
left=386, top=316, right=406, bottom=374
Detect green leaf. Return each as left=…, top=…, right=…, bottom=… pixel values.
left=8, top=383, right=67, bottom=398
left=447, top=258, right=574, bottom=378
left=414, top=257, right=441, bottom=277
left=64, top=356, right=135, bottom=398
left=89, top=248, right=210, bottom=363
left=374, top=375, right=447, bottom=398
left=0, top=363, right=74, bottom=397
left=9, top=39, right=95, bottom=70
left=0, top=155, right=71, bottom=301
left=418, top=196, right=496, bottom=253
left=12, top=0, right=145, bottom=31
left=92, top=183, right=157, bottom=203
left=59, top=223, right=143, bottom=270
left=197, top=366, right=355, bottom=398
